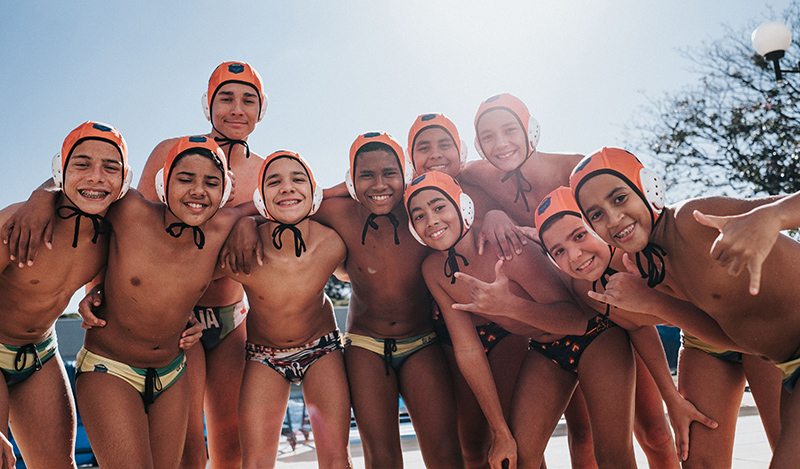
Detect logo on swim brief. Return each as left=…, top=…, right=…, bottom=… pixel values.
left=93, top=364, right=109, bottom=373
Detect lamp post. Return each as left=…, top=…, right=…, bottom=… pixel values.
left=752, top=21, right=798, bottom=82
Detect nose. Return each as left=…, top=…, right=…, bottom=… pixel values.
left=279, top=179, right=295, bottom=193
left=87, top=163, right=106, bottom=182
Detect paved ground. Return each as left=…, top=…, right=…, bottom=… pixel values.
left=274, top=392, right=772, bottom=468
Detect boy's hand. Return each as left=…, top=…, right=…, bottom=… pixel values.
left=0, top=432, right=15, bottom=469
left=78, top=286, right=106, bottom=330
left=693, top=209, right=779, bottom=296
left=587, top=254, right=654, bottom=313
left=477, top=210, right=527, bottom=260
left=452, top=260, right=511, bottom=318
left=180, top=315, right=204, bottom=350
left=219, top=217, right=263, bottom=275
left=2, top=192, right=56, bottom=267
left=489, top=431, right=517, bottom=469
left=664, top=393, right=718, bottom=461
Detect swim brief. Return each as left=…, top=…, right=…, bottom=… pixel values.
left=1, top=334, right=58, bottom=386
left=345, top=331, right=437, bottom=376
left=681, top=331, right=742, bottom=364
left=76, top=348, right=186, bottom=413
left=193, top=300, right=248, bottom=351
left=436, top=320, right=511, bottom=355
left=529, top=315, right=616, bottom=374
left=246, top=330, right=343, bottom=386
left=775, top=355, right=800, bottom=393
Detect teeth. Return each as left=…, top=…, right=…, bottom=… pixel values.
left=278, top=200, right=300, bottom=206
left=187, top=202, right=205, bottom=209
left=576, top=257, right=593, bottom=271
left=495, top=150, right=515, bottom=160
left=615, top=224, right=634, bottom=239
left=429, top=228, right=446, bottom=239
left=427, top=164, right=449, bottom=171
left=370, top=195, right=390, bottom=201
left=79, top=190, right=107, bottom=199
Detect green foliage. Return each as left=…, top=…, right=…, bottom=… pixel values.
left=628, top=2, right=800, bottom=199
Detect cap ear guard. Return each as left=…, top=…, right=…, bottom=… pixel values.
left=460, top=192, right=475, bottom=229
left=155, top=168, right=167, bottom=204
left=459, top=139, right=469, bottom=168
left=218, top=170, right=233, bottom=209
left=202, top=91, right=211, bottom=121
left=639, top=167, right=665, bottom=214
left=52, top=152, right=63, bottom=188
left=345, top=169, right=358, bottom=202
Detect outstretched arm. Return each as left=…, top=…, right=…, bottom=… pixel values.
left=453, top=259, right=586, bottom=336
left=588, top=254, right=742, bottom=351
left=693, top=194, right=790, bottom=296
left=426, top=272, right=518, bottom=469
left=1, top=179, right=59, bottom=267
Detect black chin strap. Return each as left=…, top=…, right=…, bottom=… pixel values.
left=214, top=133, right=250, bottom=167
left=361, top=212, right=400, bottom=245
left=635, top=243, right=667, bottom=288
left=166, top=222, right=205, bottom=250
left=56, top=205, right=111, bottom=248
left=271, top=223, right=307, bottom=257
left=501, top=162, right=533, bottom=212
left=444, top=247, right=469, bottom=284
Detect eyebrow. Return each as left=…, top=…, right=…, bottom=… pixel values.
left=265, top=170, right=307, bottom=181
left=71, top=154, right=122, bottom=166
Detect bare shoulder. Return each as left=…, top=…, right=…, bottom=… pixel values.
left=107, top=189, right=156, bottom=223
left=537, top=151, right=584, bottom=174
left=312, top=194, right=355, bottom=228
left=0, top=202, right=25, bottom=226
left=460, top=159, right=500, bottom=184
left=311, top=220, right=346, bottom=252
left=672, top=196, right=775, bottom=235
left=421, top=250, right=443, bottom=285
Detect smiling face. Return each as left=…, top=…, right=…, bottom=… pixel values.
left=475, top=108, right=529, bottom=171
left=210, top=82, right=260, bottom=140
left=166, top=153, right=224, bottom=226
left=540, top=214, right=611, bottom=281
left=63, top=140, right=124, bottom=215
left=411, top=127, right=460, bottom=177
left=353, top=149, right=404, bottom=214
left=408, top=188, right=462, bottom=251
left=576, top=173, right=653, bottom=253
left=261, top=157, right=313, bottom=224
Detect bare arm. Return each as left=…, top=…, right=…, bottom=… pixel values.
left=453, top=259, right=587, bottom=336
left=588, top=253, right=742, bottom=351
left=1, top=179, right=59, bottom=266
left=0, top=431, right=15, bottom=469
left=692, top=194, right=787, bottom=295
left=425, top=266, right=517, bottom=469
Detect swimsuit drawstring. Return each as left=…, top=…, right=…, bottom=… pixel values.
left=271, top=223, right=307, bottom=257
left=444, top=247, right=469, bottom=284
left=14, top=343, right=42, bottom=372
left=166, top=222, right=206, bottom=250
left=56, top=205, right=112, bottom=248
left=361, top=213, right=400, bottom=245
left=501, top=164, right=533, bottom=212
left=383, top=338, right=397, bottom=376
left=143, top=367, right=163, bottom=414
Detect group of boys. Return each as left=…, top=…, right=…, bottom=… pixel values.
left=2, top=59, right=800, bottom=469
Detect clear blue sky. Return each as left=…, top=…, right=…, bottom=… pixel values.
left=0, top=0, right=793, bottom=211
left=1, top=1, right=792, bottom=313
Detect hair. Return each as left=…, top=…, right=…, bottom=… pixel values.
left=355, top=141, right=398, bottom=161
left=172, top=148, right=225, bottom=176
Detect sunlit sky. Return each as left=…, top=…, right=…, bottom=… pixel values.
left=0, top=1, right=794, bottom=313
left=1, top=0, right=793, bottom=209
